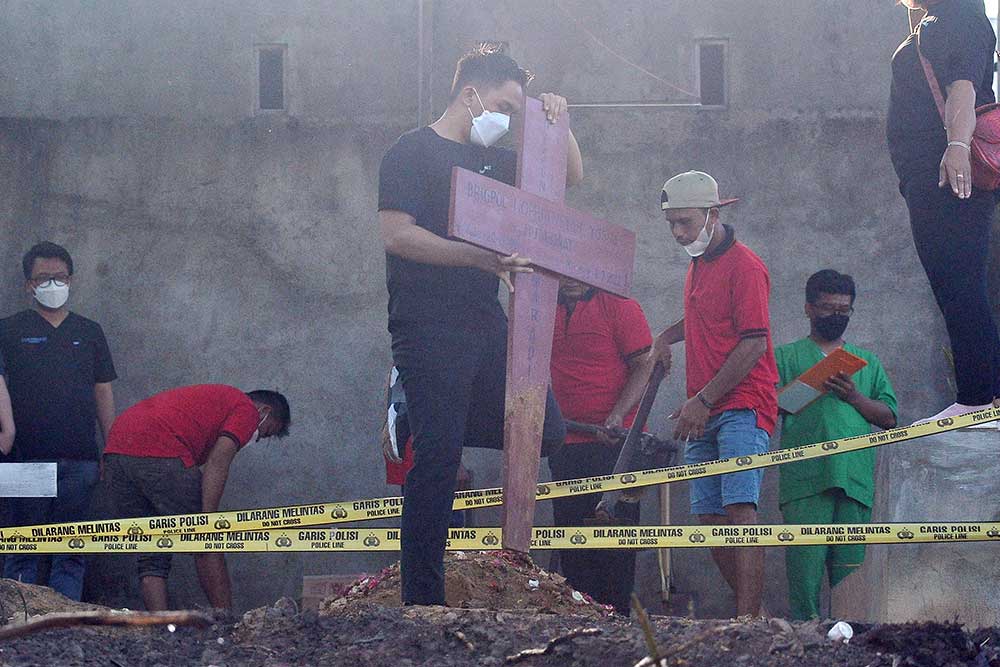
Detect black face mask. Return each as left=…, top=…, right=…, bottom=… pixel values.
left=814, top=314, right=850, bottom=341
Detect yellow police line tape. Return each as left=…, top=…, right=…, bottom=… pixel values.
left=4, top=407, right=999, bottom=542
left=0, top=523, right=997, bottom=553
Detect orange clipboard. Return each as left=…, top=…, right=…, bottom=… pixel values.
left=778, top=347, right=868, bottom=414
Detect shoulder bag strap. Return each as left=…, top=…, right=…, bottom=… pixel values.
left=916, top=30, right=948, bottom=125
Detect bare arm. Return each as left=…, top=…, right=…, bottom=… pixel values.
left=824, top=372, right=897, bottom=430
left=944, top=80, right=977, bottom=144
left=0, top=377, right=14, bottom=456
left=381, top=210, right=491, bottom=268
left=940, top=79, right=977, bottom=198
left=657, top=319, right=685, bottom=346
left=849, top=395, right=898, bottom=431
left=606, top=352, right=655, bottom=428
left=539, top=93, right=583, bottom=187
left=201, top=437, right=239, bottom=514
left=197, top=437, right=241, bottom=610
left=699, top=337, right=768, bottom=408
left=673, top=336, right=767, bottom=441
left=645, top=318, right=684, bottom=375
left=380, top=210, right=532, bottom=292
left=94, top=382, right=116, bottom=444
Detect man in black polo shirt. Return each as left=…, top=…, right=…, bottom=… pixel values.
left=378, top=42, right=582, bottom=606
left=0, top=242, right=117, bottom=601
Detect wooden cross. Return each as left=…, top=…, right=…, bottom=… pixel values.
left=449, top=97, right=636, bottom=552
left=0, top=463, right=57, bottom=497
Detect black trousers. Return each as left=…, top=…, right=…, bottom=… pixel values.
left=548, top=441, right=638, bottom=614
left=392, top=320, right=565, bottom=605
left=903, top=175, right=1000, bottom=405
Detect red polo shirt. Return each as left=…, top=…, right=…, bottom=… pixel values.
left=551, top=290, right=653, bottom=444
left=684, top=227, right=778, bottom=434
left=104, top=384, right=260, bottom=467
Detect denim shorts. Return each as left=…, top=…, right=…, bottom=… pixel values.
left=684, top=409, right=771, bottom=516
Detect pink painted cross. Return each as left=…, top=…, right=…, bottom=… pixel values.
left=449, top=97, right=636, bottom=552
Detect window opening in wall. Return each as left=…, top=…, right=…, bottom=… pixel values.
left=697, top=40, right=727, bottom=107
left=257, top=44, right=286, bottom=111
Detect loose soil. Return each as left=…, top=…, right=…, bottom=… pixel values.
left=319, top=550, right=614, bottom=617
left=0, top=555, right=997, bottom=666
left=0, top=579, right=103, bottom=624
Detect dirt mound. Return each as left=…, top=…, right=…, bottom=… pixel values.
left=1, top=609, right=998, bottom=667
left=0, top=578, right=105, bottom=624
left=0, top=582, right=996, bottom=666
left=227, top=607, right=943, bottom=667
left=319, top=550, right=614, bottom=617
left=0, top=577, right=997, bottom=666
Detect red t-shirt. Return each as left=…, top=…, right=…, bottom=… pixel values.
left=683, top=231, right=779, bottom=434
left=551, top=291, right=653, bottom=444
left=385, top=436, right=414, bottom=486
left=104, top=384, right=260, bottom=467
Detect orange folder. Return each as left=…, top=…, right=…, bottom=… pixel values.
left=778, top=347, right=868, bottom=414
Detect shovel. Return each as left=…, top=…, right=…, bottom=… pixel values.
left=588, top=361, right=668, bottom=525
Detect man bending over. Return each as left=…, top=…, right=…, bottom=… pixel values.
left=103, top=384, right=290, bottom=610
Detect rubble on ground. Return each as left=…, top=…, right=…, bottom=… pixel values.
left=0, top=577, right=999, bottom=666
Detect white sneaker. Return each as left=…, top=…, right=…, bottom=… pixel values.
left=911, top=402, right=993, bottom=427
left=967, top=404, right=1000, bottom=430
left=966, top=420, right=999, bottom=430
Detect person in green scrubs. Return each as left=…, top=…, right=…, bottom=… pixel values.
left=776, top=270, right=898, bottom=620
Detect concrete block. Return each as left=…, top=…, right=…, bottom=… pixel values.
left=835, top=428, right=1000, bottom=628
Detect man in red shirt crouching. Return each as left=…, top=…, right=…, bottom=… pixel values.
left=102, top=384, right=291, bottom=611
left=548, top=277, right=654, bottom=613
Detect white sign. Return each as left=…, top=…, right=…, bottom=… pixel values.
left=0, top=463, right=57, bottom=497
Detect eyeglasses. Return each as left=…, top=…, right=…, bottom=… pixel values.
left=30, top=274, right=71, bottom=288
left=811, top=304, right=854, bottom=317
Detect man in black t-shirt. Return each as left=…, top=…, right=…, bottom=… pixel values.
left=0, top=242, right=117, bottom=601
left=378, top=42, right=582, bottom=605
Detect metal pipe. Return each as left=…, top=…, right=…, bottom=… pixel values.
left=417, top=0, right=425, bottom=127
left=416, top=0, right=434, bottom=127
left=568, top=102, right=706, bottom=109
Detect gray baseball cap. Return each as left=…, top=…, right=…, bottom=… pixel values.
left=660, top=171, right=739, bottom=210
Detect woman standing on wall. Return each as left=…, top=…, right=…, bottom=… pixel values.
left=887, top=0, right=1000, bottom=423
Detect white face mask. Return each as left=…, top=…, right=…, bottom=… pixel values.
left=33, top=280, right=70, bottom=309
left=683, top=210, right=716, bottom=258
left=250, top=411, right=269, bottom=444
left=468, top=88, right=510, bottom=148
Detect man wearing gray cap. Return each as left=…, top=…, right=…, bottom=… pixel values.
left=648, top=171, right=778, bottom=617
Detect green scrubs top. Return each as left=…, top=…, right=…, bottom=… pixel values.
left=776, top=338, right=897, bottom=508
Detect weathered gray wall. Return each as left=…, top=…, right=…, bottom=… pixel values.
left=0, top=0, right=992, bottom=619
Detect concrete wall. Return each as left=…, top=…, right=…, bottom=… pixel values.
left=834, top=429, right=1000, bottom=629
left=0, top=0, right=418, bottom=123
left=0, top=0, right=992, bottom=619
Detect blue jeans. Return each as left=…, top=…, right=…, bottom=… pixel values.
left=684, top=409, right=770, bottom=516
left=4, top=459, right=99, bottom=601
